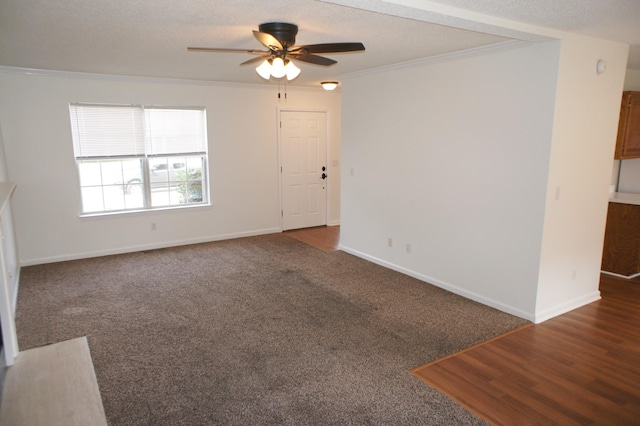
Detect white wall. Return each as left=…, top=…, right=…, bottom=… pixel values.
left=340, top=42, right=559, bottom=320
left=624, top=69, right=640, bottom=90
left=0, top=121, right=7, bottom=181
left=340, top=35, right=627, bottom=322
left=618, top=159, right=640, bottom=192
left=0, top=70, right=341, bottom=264
left=0, top=121, right=20, bottom=364
left=535, top=35, right=628, bottom=322
left=0, top=118, right=20, bottom=309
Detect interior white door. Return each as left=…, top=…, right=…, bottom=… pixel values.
left=280, top=111, right=327, bottom=231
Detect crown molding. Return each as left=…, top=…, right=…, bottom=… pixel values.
left=341, top=40, right=536, bottom=80
left=0, top=66, right=337, bottom=93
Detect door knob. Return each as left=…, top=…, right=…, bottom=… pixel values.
left=321, top=173, right=327, bottom=180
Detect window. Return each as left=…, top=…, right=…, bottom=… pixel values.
left=69, top=103, right=208, bottom=214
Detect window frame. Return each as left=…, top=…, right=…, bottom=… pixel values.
left=70, top=103, right=210, bottom=216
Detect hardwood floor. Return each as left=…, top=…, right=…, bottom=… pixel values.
left=283, top=225, right=340, bottom=251
left=288, top=227, right=640, bottom=424
left=412, top=274, right=640, bottom=425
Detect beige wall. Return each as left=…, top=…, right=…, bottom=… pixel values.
left=341, top=42, right=559, bottom=321
left=535, top=34, right=628, bottom=321
left=0, top=122, right=7, bottom=182
left=0, top=70, right=341, bottom=264
left=341, top=35, right=628, bottom=323
left=624, top=69, right=640, bottom=90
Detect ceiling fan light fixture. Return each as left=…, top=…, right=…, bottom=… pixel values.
left=190, top=22, right=365, bottom=84
left=256, top=59, right=272, bottom=80
left=271, top=57, right=286, bottom=79
left=284, top=60, right=301, bottom=80
left=321, top=81, right=339, bottom=91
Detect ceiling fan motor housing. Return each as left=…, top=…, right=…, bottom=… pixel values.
left=187, top=21, right=364, bottom=74
left=259, top=22, right=298, bottom=48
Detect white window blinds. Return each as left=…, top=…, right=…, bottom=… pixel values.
left=69, top=103, right=207, bottom=158
left=145, top=108, right=207, bottom=155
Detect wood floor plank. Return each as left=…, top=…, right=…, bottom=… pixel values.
left=284, top=225, right=340, bottom=251
left=413, top=363, right=510, bottom=422
left=413, top=274, right=640, bottom=425
left=445, top=341, right=618, bottom=425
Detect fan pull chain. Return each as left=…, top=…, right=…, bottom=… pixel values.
left=277, top=81, right=288, bottom=100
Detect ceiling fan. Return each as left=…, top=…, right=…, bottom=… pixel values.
left=187, top=22, right=365, bottom=81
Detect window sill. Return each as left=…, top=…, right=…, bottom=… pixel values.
left=79, top=203, right=212, bottom=219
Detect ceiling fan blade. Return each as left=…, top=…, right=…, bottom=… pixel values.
left=252, top=30, right=283, bottom=51
left=289, top=53, right=337, bottom=66
left=290, top=42, right=365, bottom=54
left=239, top=55, right=269, bottom=66
left=188, top=47, right=267, bottom=54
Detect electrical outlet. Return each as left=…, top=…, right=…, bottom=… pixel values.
left=387, top=237, right=393, bottom=247
left=151, top=222, right=157, bottom=231
left=406, top=243, right=412, bottom=254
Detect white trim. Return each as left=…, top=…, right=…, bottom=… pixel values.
left=277, top=108, right=330, bottom=231
left=600, top=269, right=640, bottom=279
left=327, top=220, right=341, bottom=227
left=276, top=107, right=283, bottom=231
left=0, top=65, right=260, bottom=87
left=0, top=66, right=334, bottom=91
left=20, top=227, right=281, bottom=267
left=79, top=203, right=212, bottom=220
left=533, top=291, right=602, bottom=324
left=0, top=183, right=19, bottom=366
left=0, top=42, right=531, bottom=90
left=339, top=243, right=603, bottom=324
left=340, top=40, right=533, bottom=80
left=339, top=244, right=535, bottom=322
left=318, top=0, right=559, bottom=41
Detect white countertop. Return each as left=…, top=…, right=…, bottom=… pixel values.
left=609, top=192, right=640, bottom=205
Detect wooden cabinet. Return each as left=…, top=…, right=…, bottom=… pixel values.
left=614, top=91, right=640, bottom=159
left=601, top=201, right=640, bottom=276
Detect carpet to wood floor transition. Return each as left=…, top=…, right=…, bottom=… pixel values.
left=15, top=234, right=528, bottom=425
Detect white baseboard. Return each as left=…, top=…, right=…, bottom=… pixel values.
left=340, top=244, right=603, bottom=324
left=533, top=291, right=601, bottom=324
left=21, top=227, right=281, bottom=266
left=339, top=244, right=535, bottom=322
left=600, top=270, right=640, bottom=279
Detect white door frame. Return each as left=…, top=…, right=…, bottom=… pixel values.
left=277, top=108, right=329, bottom=231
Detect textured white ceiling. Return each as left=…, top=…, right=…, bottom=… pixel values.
left=0, top=0, right=638, bottom=87
left=426, top=0, right=640, bottom=69
left=430, top=0, right=640, bottom=42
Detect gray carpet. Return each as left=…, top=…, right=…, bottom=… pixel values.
left=15, top=234, right=528, bottom=425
